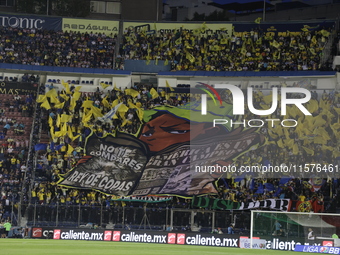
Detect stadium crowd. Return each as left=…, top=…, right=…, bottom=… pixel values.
left=0, top=24, right=335, bottom=72
left=0, top=27, right=116, bottom=69
left=1, top=83, right=339, bottom=229
left=0, top=21, right=339, bottom=231
left=23, top=85, right=340, bottom=213
left=120, top=25, right=334, bottom=71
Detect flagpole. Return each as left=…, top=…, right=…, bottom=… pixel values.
left=263, top=0, right=266, bottom=22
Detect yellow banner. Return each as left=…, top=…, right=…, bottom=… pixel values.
left=62, top=18, right=119, bottom=35
left=123, top=22, right=233, bottom=37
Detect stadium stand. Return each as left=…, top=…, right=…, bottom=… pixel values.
left=0, top=18, right=340, bottom=235
left=120, top=25, right=335, bottom=72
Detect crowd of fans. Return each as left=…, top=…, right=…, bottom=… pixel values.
left=0, top=23, right=335, bottom=72
left=0, top=27, right=116, bottom=69
left=0, top=93, right=36, bottom=231
left=0, top=21, right=339, bottom=231
left=23, top=84, right=340, bottom=221
left=119, top=26, right=335, bottom=71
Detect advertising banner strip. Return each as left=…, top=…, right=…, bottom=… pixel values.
left=0, top=81, right=38, bottom=95
left=49, top=228, right=239, bottom=247
left=62, top=18, right=119, bottom=35
left=123, top=22, right=233, bottom=38
left=192, top=196, right=290, bottom=211
left=0, top=13, right=61, bottom=30
left=32, top=227, right=330, bottom=251
left=111, top=196, right=172, bottom=203
left=295, top=245, right=340, bottom=254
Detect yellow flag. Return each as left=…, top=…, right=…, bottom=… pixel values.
left=45, top=88, right=58, bottom=98
left=66, top=144, right=74, bottom=156
left=292, top=143, right=299, bottom=155
left=313, top=115, right=326, bottom=127
left=60, top=114, right=72, bottom=123
left=59, top=93, right=69, bottom=101
left=302, top=146, right=314, bottom=155
left=67, top=125, right=74, bottom=140
left=54, top=131, right=63, bottom=138
left=49, top=96, right=60, bottom=104
left=74, top=86, right=82, bottom=92
left=306, top=99, right=319, bottom=114
left=128, top=101, right=137, bottom=109
left=54, top=102, right=65, bottom=109
left=82, top=100, right=93, bottom=109
left=73, top=91, right=81, bottom=101
left=69, top=98, right=76, bottom=111
left=255, top=17, right=262, bottom=24
left=125, top=88, right=139, bottom=98
left=100, top=82, right=110, bottom=89
left=62, top=122, right=67, bottom=132
left=56, top=114, right=61, bottom=127
left=320, top=29, right=330, bottom=37
left=112, top=99, right=119, bottom=108
left=61, top=80, right=71, bottom=94
left=136, top=108, right=144, bottom=121
left=277, top=139, right=284, bottom=148
left=166, top=80, right=175, bottom=91
left=271, top=40, right=280, bottom=48
left=41, top=100, right=51, bottom=110
left=314, top=136, right=326, bottom=145
left=118, top=103, right=129, bottom=114
left=90, top=105, right=103, bottom=118
left=262, top=94, right=273, bottom=104
left=150, top=88, right=159, bottom=99
left=114, top=82, right=121, bottom=92
left=36, top=95, right=46, bottom=103
left=102, top=96, right=110, bottom=108
left=201, top=22, right=207, bottom=32
left=82, top=111, right=92, bottom=124
left=186, top=51, right=195, bottom=63
left=50, top=126, right=55, bottom=140
left=48, top=116, right=53, bottom=127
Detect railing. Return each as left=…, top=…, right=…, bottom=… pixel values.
left=18, top=82, right=43, bottom=226
left=12, top=203, right=250, bottom=234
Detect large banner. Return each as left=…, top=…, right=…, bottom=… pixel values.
left=58, top=132, right=149, bottom=196
left=191, top=196, right=291, bottom=212
left=0, top=13, right=61, bottom=30
left=123, top=21, right=233, bottom=38
left=111, top=195, right=172, bottom=203
left=62, top=18, right=119, bottom=35
left=30, top=227, right=329, bottom=251
left=123, top=20, right=333, bottom=38
left=233, top=21, right=335, bottom=37
left=0, top=81, right=38, bottom=95
left=51, top=228, right=240, bottom=247
left=58, top=104, right=263, bottom=197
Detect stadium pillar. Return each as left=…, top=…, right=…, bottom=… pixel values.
left=100, top=204, right=103, bottom=227
left=250, top=210, right=254, bottom=248
left=56, top=202, right=59, bottom=227
left=78, top=203, right=81, bottom=227
left=33, top=203, right=37, bottom=226
left=211, top=211, right=215, bottom=233
left=263, top=0, right=266, bottom=21
left=170, top=209, right=174, bottom=230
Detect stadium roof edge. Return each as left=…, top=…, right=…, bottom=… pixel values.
left=157, top=71, right=337, bottom=77
left=0, top=63, right=132, bottom=76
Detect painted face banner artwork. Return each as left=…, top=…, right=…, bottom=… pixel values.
left=58, top=104, right=263, bottom=196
